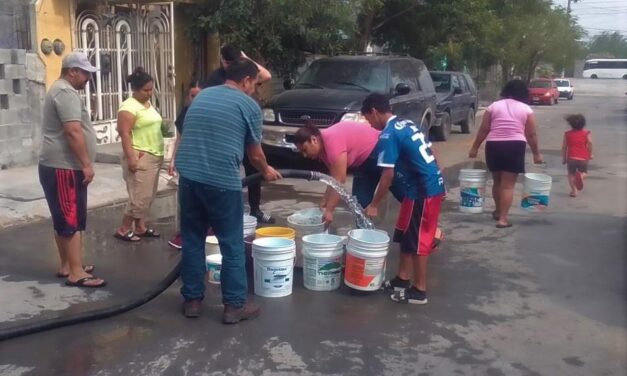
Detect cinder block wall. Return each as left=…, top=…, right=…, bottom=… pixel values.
left=0, top=49, right=45, bottom=169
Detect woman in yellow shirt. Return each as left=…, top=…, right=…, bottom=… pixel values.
left=114, top=67, right=166, bottom=242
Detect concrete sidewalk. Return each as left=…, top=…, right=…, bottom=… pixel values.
left=0, top=160, right=176, bottom=230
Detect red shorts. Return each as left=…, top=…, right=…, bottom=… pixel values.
left=393, top=195, right=443, bottom=256
left=38, top=164, right=87, bottom=237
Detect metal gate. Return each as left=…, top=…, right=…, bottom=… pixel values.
left=74, top=2, right=175, bottom=145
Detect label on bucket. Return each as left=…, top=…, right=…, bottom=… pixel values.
left=257, top=264, right=293, bottom=294
left=304, top=256, right=342, bottom=290
left=521, top=194, right=549, bottom=211
left=344, top=253, right=385, bottom=289
left=460, top=187, right=484, bottom=208
left=207, top=264, right=221, bottom=284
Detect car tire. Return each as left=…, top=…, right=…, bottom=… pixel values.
left=548, top=97, right=553, bottom=106
left=431, top=112, right=451, bottom=141
left=554, top=96, right=559, bottom=105
left=591, top=74, right=598, bottom=79
left=460, top=108, right=474, bottom=134
left=568, top=94, right=574, bottom=100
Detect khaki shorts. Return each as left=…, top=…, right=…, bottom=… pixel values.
left=121, top=149, right=163, bottom=219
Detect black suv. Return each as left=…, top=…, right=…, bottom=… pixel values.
left=261, top=55, right=437, bottom=166
left=429, top=71, right=478, bottom=141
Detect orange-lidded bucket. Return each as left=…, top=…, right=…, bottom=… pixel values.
left=255, top=227, right=296, bottom=240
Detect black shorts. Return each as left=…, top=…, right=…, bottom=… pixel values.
left=567, top=159, right=588, bottom=174
left=38, top=164, right=87, bottom=237
left=485, top=141, right=526, bottom=174
left=393, top=195, right=443, bottom=256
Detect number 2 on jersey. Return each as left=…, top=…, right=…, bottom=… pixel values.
left=409, top=125, right=435, bottom=163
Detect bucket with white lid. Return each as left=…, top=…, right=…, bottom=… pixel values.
left=521, top=173, right=552, bottom=212
left=459, top=169, right=487, bottom=213
left=302, top=233, right=346, bottom=291
left=205, top=235, right=220, bottom=255
left=344, top=229, right=390, bottom=291
left=252, top=237, right=296, bottom=297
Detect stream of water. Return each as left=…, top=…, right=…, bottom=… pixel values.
left=316, top=173, right=375, bottom=230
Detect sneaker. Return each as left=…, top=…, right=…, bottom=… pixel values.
left=222, top=301, right=260, bottom=324
left=390, top=286, right=428, bottom=305
left=383, top=276, right=411, bottom=292
left=182, top=299, right=202, bottom=318
left=252, top=210, right=275, bottom=224
left=168, top=233, right=182, bottom=249
left=574, top=171, right=584, bottom=191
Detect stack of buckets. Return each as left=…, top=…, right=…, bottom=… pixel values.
left=206, top=215, right=258, bottom=285
left=253, top=226, right=296, bottom=297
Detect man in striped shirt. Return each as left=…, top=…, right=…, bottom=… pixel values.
left=175, top=58, right=281, bottom=323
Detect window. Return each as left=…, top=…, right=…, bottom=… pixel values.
left=430, top=73, right=450, bottom=93
left=457, top=75, right=468, bottom=92
left=451, top=75, right=461, bottom=91
left=390, top=60, right=419, bottom=92
left=296, top=60, right=389, bottom=93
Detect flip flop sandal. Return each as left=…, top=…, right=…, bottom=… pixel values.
left=136, top=228, right=161, bottom=238
left=496, top=223, right=513, bottom=229
left=114, top=230, right=141, bottom=242
left=569, top=192, right=577, bottom=197
left=56, top=265, right=95, bottom=278
left=65, top=276, right=107, bottom=288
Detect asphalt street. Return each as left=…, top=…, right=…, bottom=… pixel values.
left=0, top=78, right=625, bottom=376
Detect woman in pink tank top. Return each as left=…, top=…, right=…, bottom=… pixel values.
left=293, top=121, right=404, bottom=226
left=469, top=80, right=544, bottom=228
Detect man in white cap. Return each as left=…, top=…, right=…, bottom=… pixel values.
left=38, top=51, right=106, bottom=287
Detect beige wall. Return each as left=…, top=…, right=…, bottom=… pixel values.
left=35, top=0, right=74, bottom=88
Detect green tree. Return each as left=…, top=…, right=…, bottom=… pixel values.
left=187, top=0, right=357, bottom=77
left=586, top=32, right=627, bottom=58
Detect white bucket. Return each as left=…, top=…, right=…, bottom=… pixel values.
left=243, top=215, right=258, bottom=237
left=205, top=235, right=220, bottom=255
left=252, top=237, right=296, bottom=298
left=459, top=169, right=487, bottom=213
left=344, top=229, right=390, bottom=291
left=287, top=208, right=328, bottom=268
left=521, top=173, right=552, bottom=212
left=302, top=234, right=346, bottom=291
left=206, top=254, right=222, bottom=284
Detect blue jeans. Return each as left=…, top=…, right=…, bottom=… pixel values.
left=352, top=150, right=405, bottom=208
left=178, top=176, right=246, bottom=307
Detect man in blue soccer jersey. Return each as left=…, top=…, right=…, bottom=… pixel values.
left=361, top=93, right=445, bottom=305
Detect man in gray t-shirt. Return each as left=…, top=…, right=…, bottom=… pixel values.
left=38, top=52, right=106, bottom=288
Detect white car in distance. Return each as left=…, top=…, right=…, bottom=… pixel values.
left=554, top=79, right=574, bottom=100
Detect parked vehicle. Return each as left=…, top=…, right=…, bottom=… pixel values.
left=429, top=71, right=478, bottom=141
left=528, top=78, right=559, bottom=105
left=261, top=55, right=437, bottom=167
left=582, top=58, right=627, bottom=79
left=554, top=78, right=574, bottom=100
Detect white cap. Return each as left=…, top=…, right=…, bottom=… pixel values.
left=62, top=52, right=97, bottom=73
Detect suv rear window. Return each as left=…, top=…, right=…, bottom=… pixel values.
left=294, top=60, right=388, bottom=93
left=430, top=73, right=451, bottom=93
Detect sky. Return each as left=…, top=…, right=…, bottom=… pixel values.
left=553, top=0, right=627, bottom=39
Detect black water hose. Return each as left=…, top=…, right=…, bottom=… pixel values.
left=0, top=169, right=321, bottom=341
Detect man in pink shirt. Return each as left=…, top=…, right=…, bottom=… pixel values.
left=294, top=121, right=403, bottom=225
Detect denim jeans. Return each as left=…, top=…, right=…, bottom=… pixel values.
left=179, top=176, right=246, bottom=307
left=352, top=150, right=405, bottom=208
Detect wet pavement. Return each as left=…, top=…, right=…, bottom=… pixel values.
left=0, top=78, right=625, bottom=375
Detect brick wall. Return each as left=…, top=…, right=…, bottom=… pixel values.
left=0, top=49, right=45, bottom=169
